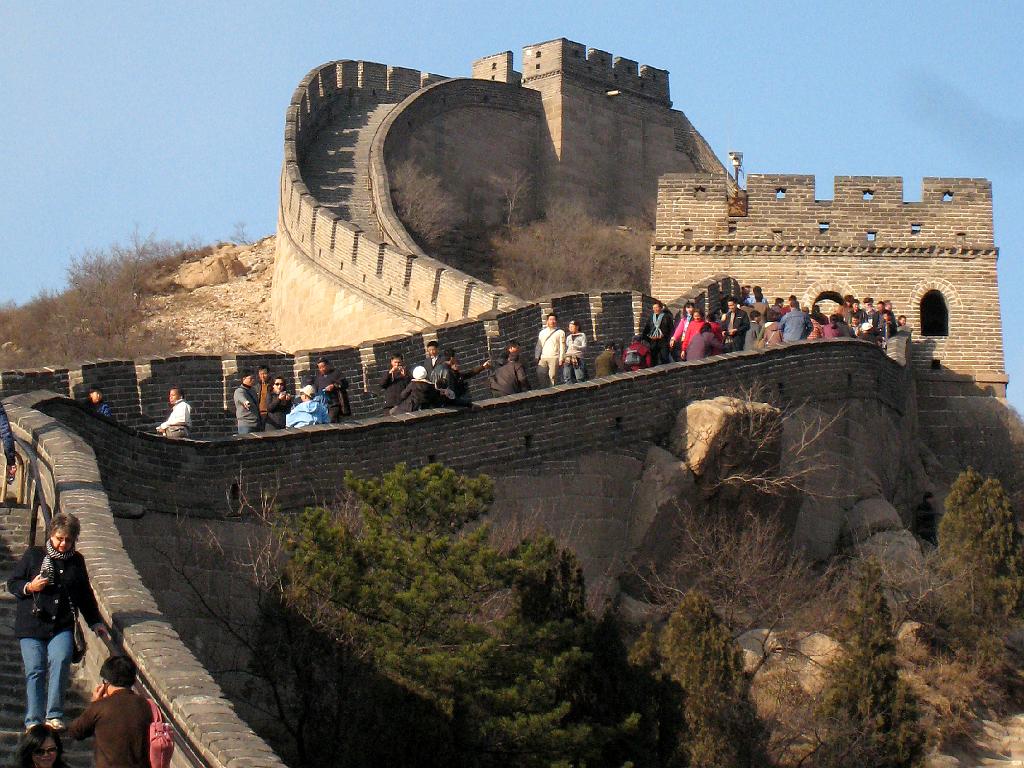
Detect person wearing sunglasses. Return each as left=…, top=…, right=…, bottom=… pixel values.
left=15, top=724, right=68, bottom=768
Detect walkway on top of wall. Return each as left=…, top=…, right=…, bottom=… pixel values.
left=302, top=100, right=401, bottom=235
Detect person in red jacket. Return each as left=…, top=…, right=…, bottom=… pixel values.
left=676, top=308, right=708, bottom=360
left=622, top=335, right=652, bottom=371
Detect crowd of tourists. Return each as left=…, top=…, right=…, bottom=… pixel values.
left=72, top=288, right=905, bottom=436
left=5, top=511, right=171, bottom=768
left=524, top=288, right=903, bottom=389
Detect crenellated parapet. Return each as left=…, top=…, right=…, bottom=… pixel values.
left=655, top=173, right=994, bottom=247
left=520, top=38, right=671, bottom=105
left=2, top=288, right=650, bottom=438
left=650, top=170, right=1007, bottom=414
left=278, top=58, right=525, bottom=349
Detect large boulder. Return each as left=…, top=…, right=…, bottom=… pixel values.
left=621, top=446, right=697, bottom=593
left=175, top=248, right=249, bottom=290
left=668, top=396, right=781, bottom=478
left=858, top=529, right=924, bottom=571
left=627, top=446, right=695, bottom=551
left=748, top=631, right=841, bottom=695
left=737, top=628, right=781, bottom=673
left=844, top=497, right=903, bottom=545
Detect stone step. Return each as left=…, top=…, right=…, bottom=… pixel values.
left=302, top=101, right=401, bottom=234
left=0, top=508, right=92, bottom=768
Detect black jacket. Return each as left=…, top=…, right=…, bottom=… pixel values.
left=7, top=547, right=102, bottom=639
left=380, top=369, right=412, bottom=409
left=393, top=381, right=441, bottom=414
left=641, top=310, right=674, bottom=347
left=721, top=309, right=751, bottom=350
left=490, top=356, right=530, bottom=396
left=265, top=392, right=292, bottom=429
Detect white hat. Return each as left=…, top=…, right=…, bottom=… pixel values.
left=859, top=322, right=873, bottom=332
left=300, top=384, right=316, bottom=398
left=412, top=365, right=427, bottom=381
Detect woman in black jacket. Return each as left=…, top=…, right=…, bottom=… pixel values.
left=7, top=512, right=108, bottom=731
left=264, top=377, right=292, bottom=430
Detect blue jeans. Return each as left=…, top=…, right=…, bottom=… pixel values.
left=237, top=424, right=256, bottom=435
left=562, top=362, right=586, bottom=383
left=20, top=630, right=73, bottom=726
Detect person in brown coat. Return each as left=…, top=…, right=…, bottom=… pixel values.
left=69, top=656, right=152, bottom=768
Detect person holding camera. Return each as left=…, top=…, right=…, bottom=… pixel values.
left=264, top=377, right=292, bottom=430
left=380, top=353, right=411, bottom=410
left=7, top=512, right=108, bottom=731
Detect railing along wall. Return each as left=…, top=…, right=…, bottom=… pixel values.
left=2, top=397, right=286, bottom=768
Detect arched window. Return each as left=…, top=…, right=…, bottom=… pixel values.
left=813, top=291, right=846, bottom=314
left=919, top=290, right=949, bottom=336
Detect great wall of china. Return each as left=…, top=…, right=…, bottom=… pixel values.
left=0, top=38, right=1009, bottom=767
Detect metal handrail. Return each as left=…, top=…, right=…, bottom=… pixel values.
left=10, top=438, right=213, bottom=768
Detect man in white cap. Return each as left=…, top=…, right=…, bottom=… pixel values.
left=285, top=385, right=329, bottom=428
left=390, top=366, right=441, bottom=415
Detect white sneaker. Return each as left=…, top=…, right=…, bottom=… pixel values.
left=45, top=718, right=65, bottom=731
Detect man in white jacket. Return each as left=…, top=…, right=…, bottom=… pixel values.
left=156, top=387, right=192, bottom=439
left=534, top=313, right=566, bottom=388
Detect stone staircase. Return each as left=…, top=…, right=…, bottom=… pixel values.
left=0, top=503, right=93, bottom=766
left=301, top=100, right=402, bottom=235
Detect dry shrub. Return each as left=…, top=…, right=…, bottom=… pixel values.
left=390, top=160, right=464, bottom=248
left=0, top=230, right=205, bottom=368
left=491, top=201, right=651, bottom=297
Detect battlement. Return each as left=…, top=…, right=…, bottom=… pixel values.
left=655, top=173, right=994, bottom=247
left=471, top=51, right=522, bottom=85
left=520, top=38, right=671, bottom=105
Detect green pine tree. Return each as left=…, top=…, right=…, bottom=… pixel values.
left=276, top=462, right=659, bottom=767
left=657, top=591, right=765, bottom=768
left=818, top=560, right=923, bottom=768
left=938, top=468, right=1024, bottom=625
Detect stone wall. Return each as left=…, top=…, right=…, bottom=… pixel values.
left=3, top=397, right=285, bottom=768
left=274, top=42, right=725, bottom=351
left=518, top=38, right=723, bottom=220
left=26, top=338, right=912, bottom=522
left=1, top=287, right=668, bottom=438
left=377, top=78, right=547, bottom=232
left=276, top=59, right=521, bottom=350
left=650, top=172, right=1006, bottom=425
left=654, top=173, right=994, bottom=246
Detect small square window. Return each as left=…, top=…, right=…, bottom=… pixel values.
left=910, top=223, right=922, bottom=235
left=818, top=221, right=830, bottom=234
left=866, top=231, right=877, bottom=242
left=775, top=188, right=786, bottom=200
left=535, top=63, right=540, bottom=70
left=863, top=190, right=874, bottom=201
left=727, top=224, right=737, bottom=235
left=942, top=191, right=954, bottom=202
left=694, top=186, right=707, bottom=199
left=535, top=51, right=542, bottom=58
left=772, top=229, right=783, bottom=241
left=683, top=228, right=694, bottom=241
left=492, top=62, right=497, bottom=70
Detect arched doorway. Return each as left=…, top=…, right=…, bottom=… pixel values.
left=919, top=290, right=949, bottom=336
left=813, top=290, right=846, bottom=315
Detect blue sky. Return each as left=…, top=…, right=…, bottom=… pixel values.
left=2, top=2, right=1021, bottom=406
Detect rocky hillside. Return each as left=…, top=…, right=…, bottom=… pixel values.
left=139, top=235, right=282, bottom=353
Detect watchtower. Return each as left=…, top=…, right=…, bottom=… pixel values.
left=650, top=171, right=1006, bottom=447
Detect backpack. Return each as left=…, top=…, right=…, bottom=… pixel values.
left=149, top=700, right=174, bottom=768
left=623, top=347, right=642, bottom=367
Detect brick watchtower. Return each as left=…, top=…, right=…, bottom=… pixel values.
left=650, top=172, right=1006, bottom=447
